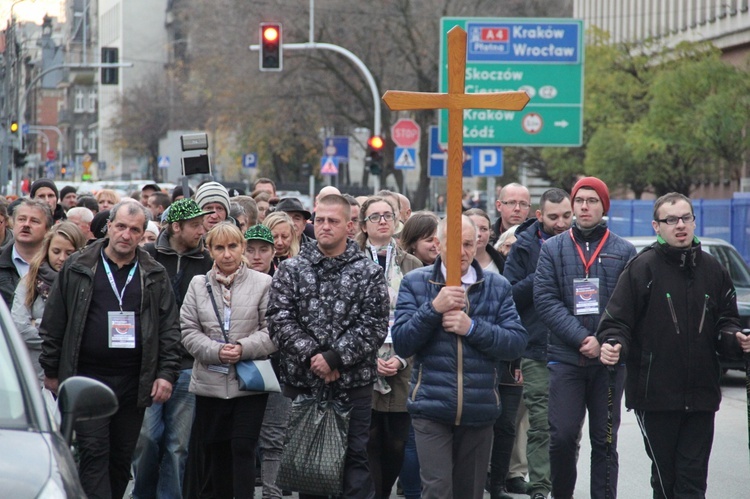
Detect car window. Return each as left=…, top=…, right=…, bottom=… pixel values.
left=0, top=331, right=28, bottom=429
left=708, top=246, right=750, bottom=288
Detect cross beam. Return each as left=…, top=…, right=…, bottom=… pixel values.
left=382, top=26, right=529, bottom=285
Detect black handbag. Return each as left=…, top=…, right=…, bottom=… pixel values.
left=205, top=279, right=280, bottom=392
left=276, top=388, right=352, bottom=495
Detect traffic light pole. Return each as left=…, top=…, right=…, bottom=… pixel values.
left=250, top=0, right=383, bottom=191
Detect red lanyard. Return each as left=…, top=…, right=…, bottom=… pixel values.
left=569, top=228, right=609, bottom=278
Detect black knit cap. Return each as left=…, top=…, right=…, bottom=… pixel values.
left=30, top=179, right=59, bottom=200
left=59, top=185, right=77, bottom=200
left=90, top=210, right=111, bottom=239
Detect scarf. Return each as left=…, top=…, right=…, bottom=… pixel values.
left=366, top=238, right=403, bottom=309
left=36, top=262, right=58, bottom=302
left=213, top=262, right=244, bottom=308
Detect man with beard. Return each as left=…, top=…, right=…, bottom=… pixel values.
left=0, top=199, right=51, bottom=306
left=132, top=198, right=214, bottom=498
left=502, top=188, right=573, bottom=499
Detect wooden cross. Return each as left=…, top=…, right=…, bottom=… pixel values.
left=383, top=26, right=530, bottom=286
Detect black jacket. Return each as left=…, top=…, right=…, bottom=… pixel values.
left=39, top=239, right=182, bottom=407
left=597, top=239, right=742, bottom=412
left=0, top=244, right=20, bottom=307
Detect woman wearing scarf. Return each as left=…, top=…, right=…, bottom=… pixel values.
left=12, top=222, right=86, bottom=382
left=181, top=222, right=276, bottom=499
left=356, top=196, right=422, bottom=498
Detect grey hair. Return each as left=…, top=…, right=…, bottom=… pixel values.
left=437, top=215, right=476, bottom=244
left=109, top=200, right=150, bottom=231
left=66, top=206, right=94, bottom=223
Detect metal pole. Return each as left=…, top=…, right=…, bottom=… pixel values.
left=309, top=0, right=314, bottom=43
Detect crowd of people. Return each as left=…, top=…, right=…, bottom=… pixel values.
left=3, top=174, right=750, bottom=499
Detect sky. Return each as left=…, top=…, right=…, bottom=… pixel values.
left=1, top=0, right=64, bottom=25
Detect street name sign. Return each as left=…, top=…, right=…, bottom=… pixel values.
left=439, top=17, right=583, bottom=147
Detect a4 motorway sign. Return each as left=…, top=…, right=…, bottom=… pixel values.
left=439, top=17, right=584, bottom=147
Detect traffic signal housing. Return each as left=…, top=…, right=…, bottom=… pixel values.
left=101, top=47, right=119, bottom=85
left=260, top=23, right=282, bottom=71
left=366, top=135, right=384, bottom=176
left=13, top=149, right=28, bottom=168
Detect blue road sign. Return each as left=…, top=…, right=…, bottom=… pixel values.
left=394, top=147, right=417, bottom=170
left=242, top=153, right=257, bottom=168
left=324, top=136, right=349, bottom=160
left=320, top=156, right=339, bottom=176
left=428, top=126, right=471, bottom=178
left=471, top=147, right=503, bottom=176
left=158, top=156, right=171, bottom=169
left=466, top=21, right=581, bottom=63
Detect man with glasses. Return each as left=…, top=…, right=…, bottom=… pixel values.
left=268, top=194, right=390, bottom=499
left=597, top=192, right=750, bottom=498
left=534, top=177, right=635, bottom=499
left=493, top=183, right=531, bottom=243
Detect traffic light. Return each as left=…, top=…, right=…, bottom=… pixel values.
left=13, top=149, right=28, bottom=168
left=366, top=135, right=384, bottom=176
left=9, top=120, right=19, bottom=134
left=60, top=165, right=67, bottom=179
left=260, top=23, right=282, bottom=71
left=101, top=47, right=119, bottom=85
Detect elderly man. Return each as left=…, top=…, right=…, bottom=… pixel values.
left=195, top=181, right=231, bottom=231
left=40, top=201, right=181, bottom=499
left=493, top=183, right=531, bottom=243
left=392, top=215, right=527, bottom=499
left=597, top=192, right=750, bottom=498
left=66, top=206, right=95, bottom=240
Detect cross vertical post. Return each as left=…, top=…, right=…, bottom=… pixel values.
left=382, top=26, right=530, bottom=285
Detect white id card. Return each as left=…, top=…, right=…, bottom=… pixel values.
left=207, top=364, right=230, bottom=375
left=108, top=311, right=136, bottom=348
left=573, top=278, right=600, bottom=315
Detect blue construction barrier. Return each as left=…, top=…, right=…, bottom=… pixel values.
left=608, top=198, right=750, bottom=264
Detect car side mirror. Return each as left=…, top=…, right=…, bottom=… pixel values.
left=57, top=376, right=118, bottom=444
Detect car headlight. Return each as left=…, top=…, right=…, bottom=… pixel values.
left=37, top=477, right=66, bottom=499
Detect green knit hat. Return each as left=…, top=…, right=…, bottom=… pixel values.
left=244, top=224, right=274, bottom=245
left=165, top=198, right=214, bottom=223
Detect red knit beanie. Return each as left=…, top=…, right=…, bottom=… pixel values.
left=571, top=177, right=610, bottom=214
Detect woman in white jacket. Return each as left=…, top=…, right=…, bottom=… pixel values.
left=181, top=222, right=276, bottom=499
left=12, top=222, right=86, bottom=382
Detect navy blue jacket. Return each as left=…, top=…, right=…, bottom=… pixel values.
left=392, top=257, right=527, bottom=426
left=503, top=218, right=549, bottom=362
left=534, top=224, right=635, bottom=366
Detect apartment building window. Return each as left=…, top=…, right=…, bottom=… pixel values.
left=75, top=130, right=85, bottom=153
left=88, top=129, right=98, bottom=153
left=74, top=90, right=85, bottom=113
left=87, top=90, right=97, bottom=113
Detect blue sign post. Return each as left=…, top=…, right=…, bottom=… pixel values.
left=242, top=153, right=257, bottom=168
left=324, top=136, right=350, bottom=160
left=428, top=126, right=502, bottom=178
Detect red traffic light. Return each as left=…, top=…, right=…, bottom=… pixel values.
left=263, top=26, right=279, bottom=42
left=368, top=135, right=384, bottom=150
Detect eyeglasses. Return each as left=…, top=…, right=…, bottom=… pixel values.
left=573, top=197, right=600, bottom=206
left=365, top=213, right=396, bottom=223
left=500, top=201, right=530, bottom=209
left=656, top=214, right=695, bottom=225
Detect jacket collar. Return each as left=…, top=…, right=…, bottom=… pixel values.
left=155, top=228, right=207, bottom=258
left=572, top=221, right=608, bottom=242
left=655, top=235, right=702, bottom=268
left=429, top=255, right=485, bottom=286
left=302, top=238, right=363, bottom=266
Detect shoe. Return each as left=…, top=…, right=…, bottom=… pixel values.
left=490, top=486, right=513, bottom=499
left=505, top=476, right=529, bottom=494
left=530, top=493, right=548, bottom=499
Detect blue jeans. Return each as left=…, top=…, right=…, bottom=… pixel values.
left=132, top=369, right=196, bottom=499
left=399, top=423, right=421, bottom=499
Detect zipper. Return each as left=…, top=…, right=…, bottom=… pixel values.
left=644, top=352, right=653, bottom=399
left=666, top=293, right=680, bottom=334
left=411, top=364, right=423, bottom=402
left=697, top=294, right=708, bottom=334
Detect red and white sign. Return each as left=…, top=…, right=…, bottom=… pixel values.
left=391, top=119, right=421, bottom=147
left=522, top=113, right=543, bottom=134
left=46, top=150, right=56, bottom=160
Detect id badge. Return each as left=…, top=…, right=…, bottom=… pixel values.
left=573, top=278, right=600, bottom=315
left=108, top=311, right=136, bottom=348
left=207, top=364, right=230, bottom=375
left=384, top=315, right=395, bottom=344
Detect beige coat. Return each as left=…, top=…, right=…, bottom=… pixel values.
left=181, top=266, right=277, bottom=399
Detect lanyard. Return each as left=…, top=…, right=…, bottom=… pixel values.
left=569, top=228, right=609, bottom=278
left=369, top=242, right=393, bottom=277
left=101, top=250, right=138, bottom=311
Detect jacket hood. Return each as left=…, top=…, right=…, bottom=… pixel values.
left=154, top=228, right=207, bottom=259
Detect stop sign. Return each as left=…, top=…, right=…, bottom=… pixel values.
left=390, top=119, right=421, bottom=147
left=46, top=150, right=56, bottom=160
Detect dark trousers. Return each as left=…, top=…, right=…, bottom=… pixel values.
left=368, top=411, right=411, bottom=498
left=300, top=391, right=376, bottom=499
left=547, top=362, right=625, bottom=499
left=490, top=384, right=523, bottom=489
left=74, top=374, right=145, bottom=499
left=634, top=410, right=715, bottom=499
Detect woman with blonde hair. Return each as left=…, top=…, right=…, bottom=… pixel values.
left=263, top=211, right=299, bottom=267
left=12, top=222, right=86, bottom=381
left=95, top=188, right=121, bottom=211
left=181, top=222, right=276, bottom=499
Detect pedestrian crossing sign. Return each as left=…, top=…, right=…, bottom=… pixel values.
left=320, top=156, right=339, bottom=176
left=394, top=147, right=416, bottom=170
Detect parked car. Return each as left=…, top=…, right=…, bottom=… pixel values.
left=626, top=236, right=750, bottom=371
left=0, top=300, right=118, bottom=497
